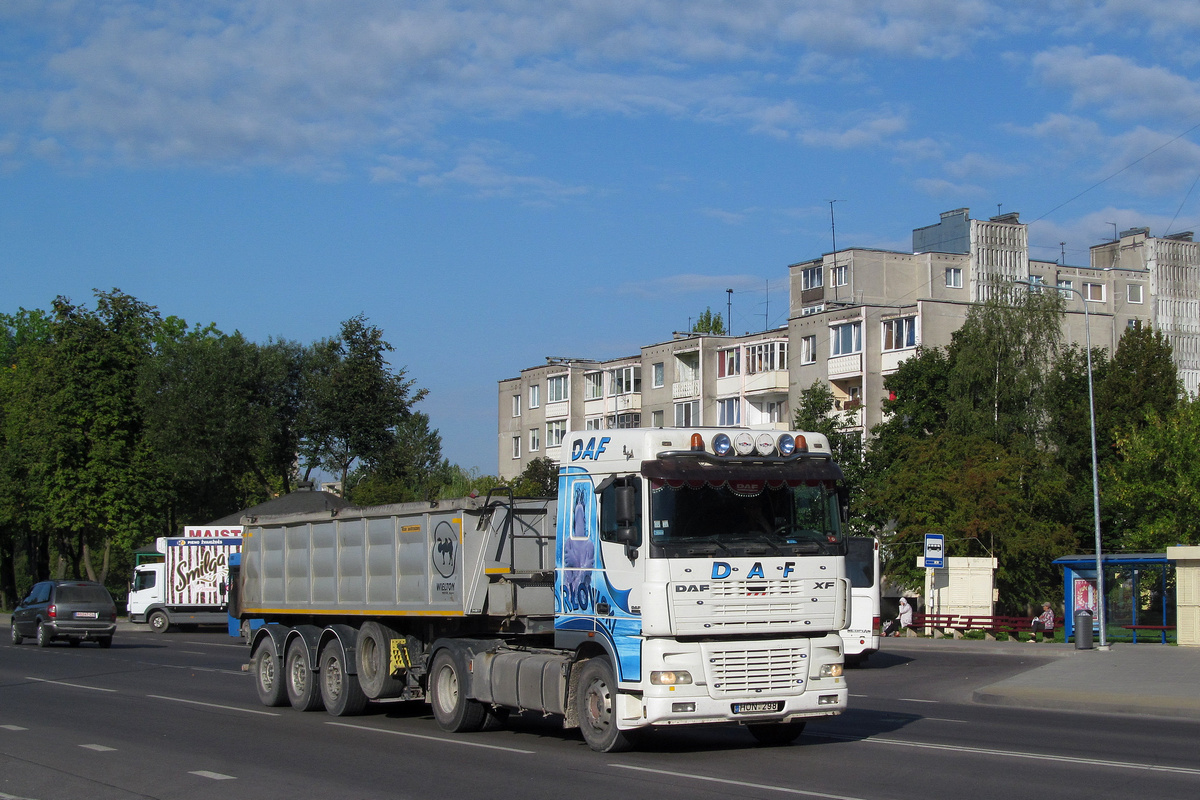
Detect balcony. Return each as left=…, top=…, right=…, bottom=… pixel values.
left=828, top=353, right=862, bottom=378
left=673, top=379, right=699, bottom=399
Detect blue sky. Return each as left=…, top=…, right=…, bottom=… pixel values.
left=4, top=1, right=1200, bottom=472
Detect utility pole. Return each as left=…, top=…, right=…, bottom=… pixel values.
left=726, top=289, right=733, bottom=335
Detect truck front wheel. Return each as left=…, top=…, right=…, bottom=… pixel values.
left=429, top=650, right=487, bottom=733
left=575, top=657, right=635, bottom=753
left=747, top=720, right=806, bottom=746
left=148, top=610, right=170, bottom=634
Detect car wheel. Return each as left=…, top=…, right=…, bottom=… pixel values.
left=148, top=610, right=170, bottom=634
left=429, top=650, right=487, bottom=733
left=68, top=638, right=81, bottom=647
left=575, top=657, right=636, bottom=753
left=10, top=621, right=22, bottom=645
left=36, top=621, right=51, bottom=648
left=97, top=636, right=113, bottom=649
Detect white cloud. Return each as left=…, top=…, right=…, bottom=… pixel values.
left=1032, top=47, right=1200, bottom=122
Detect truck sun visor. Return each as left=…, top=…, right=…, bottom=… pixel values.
left=641, top=457, right=844, bottom=489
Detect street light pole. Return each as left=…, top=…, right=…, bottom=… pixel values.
left=1016, top=279, right=1108, bottom=649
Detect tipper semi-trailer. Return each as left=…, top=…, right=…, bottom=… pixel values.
left=239, top=427, right=850, bottom=751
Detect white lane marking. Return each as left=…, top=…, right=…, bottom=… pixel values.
left=155, top=663, right=245, bottom=676
left=189, top=770, right=235, bottom=780
left=896, top=698, right=937, bottom=704
left=1, top=725, right=29, bottom=731
left=816, top=732, right=1200, bottom=776
left=147, top=694, right=279, bottom=716
left=25, top=677, right=116, bottom=692
left=612, top=764, right=869, bottom=800
left=177, top=650, right=206, bottom=655
left=922, top=718, right=969, bottom=723
left=182, top=640, right=247, bottom=649
left=80, top=744, right=117, bottom=752
left=326, top=722, right=536, bottom=754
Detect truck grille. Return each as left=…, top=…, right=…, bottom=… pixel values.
left=702, top=644, right=809, bottom=696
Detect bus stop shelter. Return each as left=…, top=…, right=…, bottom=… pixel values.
left=1054, top=553, right=1175, bottom=643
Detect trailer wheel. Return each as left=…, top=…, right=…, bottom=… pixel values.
left=252, top=640, right=287, bottom=707
left=148, top=610, right=170, bottom=634
left=285, top=641, right=324, bottom=712
left=356, top=621, right=405, bottom=699
left=575, top=657, right=634, bottom=753
left=747, top=720, right=806, bottom=746
left=319, top=643, right=368, bottom=717
left=429, top=650, right=487, bottom=733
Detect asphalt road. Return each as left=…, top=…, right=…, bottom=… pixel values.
left=2, top=629, right=1198, bottom=800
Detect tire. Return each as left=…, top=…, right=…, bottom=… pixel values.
left=10, top=621, right=23, bottom=645
left=148, top=610, right=170, bottom=634
left=97, top=636, right=113, bottom=649
left=575, top=657, right=635, bottom=753
left=429, top=650, right=487, bottom=733
left=252, top=639, right=287, bottom=707
left=747, top=720, right=806, bottom=746
left=285, top=641, right=324, bottom=712
left=319, top=642, right=368, bottom=717
left=240, top=620, right=253, bottom=644
left=356, top=621, right=406, bottom=699
left=68, top=638, right=81, bottom=647
left=36, top=621, right=51, bottom=648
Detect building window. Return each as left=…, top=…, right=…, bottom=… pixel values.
left=1084, top=282, right=1104, bottom=302
left=802, top=266, right=823, bottom=291
left=718, top=348, right=740, bottom=377
left=745, top=341, right=787, bottom=374
left=512, top=394, right=521, bottom=417
left=652, top=362, right=664, bottom=388
left=585, top=417, right=603, bottom=430
left=675, top=352, right=699, bottom=383
left=765, top=400, right=785, bottom=423
left=1127, top=284, right=1144, bottom=304
left=800, top=335, right=817, bottom=365
left=511, top=436, right=521, bottom=459
left=546, top=420, right=566, bottom=447
left=547, top=375, right=568, bottom=403
left=945, top=267, right=963, bottom=288
left=1028, top=275, right=1045, bottom=294
left=611, top=366, right=641, bottom=395
left=882, top=317, right=916, bottom=351
left=529, top=428, right=540, bottom=452
left=651, top=410, right=664, bottom=427
left=831, top=264, right=847, bottom=287
left=831, top=322, right=862, bottom=356
left=606, top=413, right=641, bottom=429
left=584, top=372, right=603, bottom=400
left=674, top=400, right=699, bottom=426
left=718, top=398, right=740, bottom=426
left=529, top=384, right=540, bottom=409
left=1057, top=280, right=1074, bottom=299
left=802, top=305, right=825, bottom=316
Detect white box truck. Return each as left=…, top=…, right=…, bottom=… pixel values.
left=129, top=536, right=242, bottom=633
left=239, top=428, right=850, bottom=751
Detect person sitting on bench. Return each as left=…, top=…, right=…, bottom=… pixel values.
left=1030, top=602, right=1054, bottom=642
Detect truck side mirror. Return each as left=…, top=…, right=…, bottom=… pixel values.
left=614, top=483, right=641, bottom=548
left=837, top=486, right=850, bottom=524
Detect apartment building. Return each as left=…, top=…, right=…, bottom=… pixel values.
left=498, top=208, right=1198, bottom=476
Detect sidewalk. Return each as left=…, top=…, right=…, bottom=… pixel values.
left=882, top=635, right=1200, bottom=721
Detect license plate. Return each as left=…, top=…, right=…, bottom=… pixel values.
left=732, top=701, right=783, bottom=714
left=74, top=612, right=98, bottom=619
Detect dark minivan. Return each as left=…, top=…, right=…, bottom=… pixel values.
left=11, top=580, right=117, bottom=648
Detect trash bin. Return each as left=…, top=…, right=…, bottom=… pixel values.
left=1074, top=609, right=1093, bottom=650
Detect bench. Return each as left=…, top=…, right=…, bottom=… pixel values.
left=1121, top=624, right=1174, bottom=644
left=910, top=613, right=1052, bottom=641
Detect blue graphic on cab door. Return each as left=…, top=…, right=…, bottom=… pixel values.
left=555, top=465, right=642, bottom=682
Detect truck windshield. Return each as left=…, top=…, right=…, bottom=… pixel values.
left=643, top=456, right=845, bottom=557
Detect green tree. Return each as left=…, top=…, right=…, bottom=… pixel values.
left=792, top=381, right=865, bottom=532
left=692, top=307, right=726, bottom=335
left=1106, top=398, right=1200, bottom=550
left=297, top=315, right=430, bottom=493
left=512, top=456, right=559, bottom=497
left=1097, top=321, right=1178, bottom=438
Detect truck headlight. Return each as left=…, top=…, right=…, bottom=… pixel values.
left=650, top=671, right=694, bottom=686
left=819, top=664, right=843, bottom=678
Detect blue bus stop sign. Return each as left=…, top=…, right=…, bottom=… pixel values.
left=924, top=534, right=945, bottom=569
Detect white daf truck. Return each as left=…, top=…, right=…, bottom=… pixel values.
left=239, top=427, right=850, bottom=751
